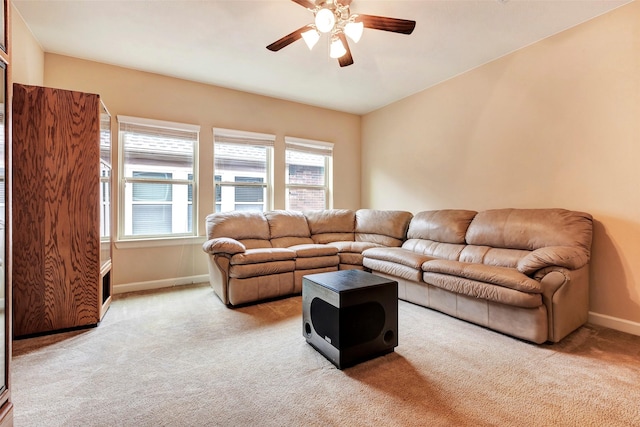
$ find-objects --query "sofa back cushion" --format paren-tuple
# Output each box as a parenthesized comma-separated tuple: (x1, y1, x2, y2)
(304, 209, 356, 244)
(205, 211, 271, 249)
(407, 210, 477, 243)
(265, 210, 315, 248)
(465, 208, 593, 251)
(355, 209, 413, 247)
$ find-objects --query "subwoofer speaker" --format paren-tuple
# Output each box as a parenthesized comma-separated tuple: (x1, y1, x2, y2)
(310, 298, 386, 349)
(302, 270, 398, 369)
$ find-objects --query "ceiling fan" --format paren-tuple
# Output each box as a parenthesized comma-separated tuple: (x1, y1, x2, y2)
(266, 0, 416, 67)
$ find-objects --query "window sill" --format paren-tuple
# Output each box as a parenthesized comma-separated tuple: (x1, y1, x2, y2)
(115, 235, 206, 249)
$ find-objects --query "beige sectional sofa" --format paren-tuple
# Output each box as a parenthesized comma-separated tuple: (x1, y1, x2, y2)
(203, 207, 593, 344)
(203, 209, 412, 306)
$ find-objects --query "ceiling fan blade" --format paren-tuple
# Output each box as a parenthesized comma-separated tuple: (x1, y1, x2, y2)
(337, 33, 354, 67)
(266, 26, 308, 51)
(356, 14, 416, 35)
(291, 0, 317, 10)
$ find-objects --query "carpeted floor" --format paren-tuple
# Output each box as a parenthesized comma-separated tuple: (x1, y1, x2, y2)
(11, 283, 640, 426)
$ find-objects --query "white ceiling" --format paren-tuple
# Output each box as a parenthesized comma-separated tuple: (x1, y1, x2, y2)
(13, 0, 631, 115)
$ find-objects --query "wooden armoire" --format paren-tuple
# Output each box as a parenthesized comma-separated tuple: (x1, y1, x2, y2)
(12, 83, 112, 338)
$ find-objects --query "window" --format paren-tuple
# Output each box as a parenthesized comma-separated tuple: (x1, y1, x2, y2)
(234, 176, 265, 211)
(99, 108, 111, 239)
(213, 128, 274, 212)
(285, 137, 333, 210)
(131, 171, 173, 235)
(99, 161, 111, 238)
(215, 175, 222, 212)
(118, 116, 199, 239)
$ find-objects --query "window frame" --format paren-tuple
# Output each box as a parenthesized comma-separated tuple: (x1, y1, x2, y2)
(213, 128, 275, 213)
(117, 115, 199, 241)
(285, 136, 333, 211)
(99, 160, 111, 239)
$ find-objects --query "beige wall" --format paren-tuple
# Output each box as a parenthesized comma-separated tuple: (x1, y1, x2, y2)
(10, 4, 44, 85)
(37, 54, 360, 290)
(363, 2, 640, 327)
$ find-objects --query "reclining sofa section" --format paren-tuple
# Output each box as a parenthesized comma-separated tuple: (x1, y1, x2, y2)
(203, 209, 412, 306)
(363, 209, 593, 344)
(203, 208, 593, 344)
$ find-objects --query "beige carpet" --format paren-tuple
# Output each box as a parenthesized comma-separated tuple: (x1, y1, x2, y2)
(11, 283, 640, 426)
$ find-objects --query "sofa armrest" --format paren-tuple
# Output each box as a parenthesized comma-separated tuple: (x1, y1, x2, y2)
(534, 265, 589, 342)
(534, 266, 571, 296)
(202, 237, 246, 255)
(517, 246, 589, 275)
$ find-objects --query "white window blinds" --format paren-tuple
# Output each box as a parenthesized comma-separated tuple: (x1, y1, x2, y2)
(213, 128, 274, 212)
(118, 116, 199, 238)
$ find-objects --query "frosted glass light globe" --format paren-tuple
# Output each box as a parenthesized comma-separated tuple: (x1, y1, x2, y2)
(315, 8, 336, 33)
(345, 21, 363, 43)
(329, 37, 347, 58)
(302, 28, 320, 50)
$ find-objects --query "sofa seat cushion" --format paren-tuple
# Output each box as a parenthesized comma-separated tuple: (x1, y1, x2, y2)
(327, 241, 383, 267)
(363, 258, 423, 282)
(328, 241, 383, 253)
(271, 236, 315, 248)
(338, 252, 364, 265)
(230, 248, 296, 265)
(423, 260, 542, 293)
(295, 255, 340, 270)
(364, 247, 434, 269)
(288, 244, 338, 258)
(311, 233, 356, 244)
(229, 260, 296, 279)
(235, 239, 272, 250)
(424, 271, 542, 308)
(422, 260, 543, 309)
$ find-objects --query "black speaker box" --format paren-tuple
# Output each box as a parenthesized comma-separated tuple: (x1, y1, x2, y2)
(302, 270, 398, 369)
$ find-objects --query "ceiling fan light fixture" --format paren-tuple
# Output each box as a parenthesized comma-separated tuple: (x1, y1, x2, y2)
(344, 20, 363, 43)
(329, 36, 347, 59)
(301, 27, 320, 50)
(315, 8, 336, 33)
(267, 0, 417, 67)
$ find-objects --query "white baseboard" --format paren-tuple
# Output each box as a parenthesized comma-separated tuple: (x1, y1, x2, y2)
(114, 275, 209, 295)
(588, 311, 640, 337)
